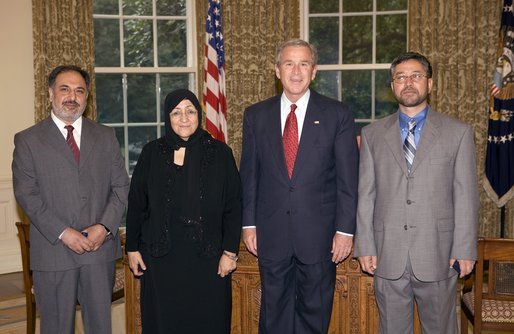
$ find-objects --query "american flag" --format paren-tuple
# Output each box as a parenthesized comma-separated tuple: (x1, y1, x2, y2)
(484, 0, 514, 207)
(203, 0, 227, 143)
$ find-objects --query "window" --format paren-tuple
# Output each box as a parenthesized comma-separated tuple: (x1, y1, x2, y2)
(93, 0, 197, 173)
(303, 0, 408, 133)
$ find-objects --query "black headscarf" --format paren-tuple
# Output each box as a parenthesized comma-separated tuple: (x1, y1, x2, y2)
(163, 89, 205, 148)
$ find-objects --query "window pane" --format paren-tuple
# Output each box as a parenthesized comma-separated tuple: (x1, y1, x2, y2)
(127, 74, 156, 122)
(310, 17, 338, 64)
(375, 69, 397, 119)
(128, 126, 156, 174)
(123, 0, 152, 15)
(376, 14, 407, 63)
(114, 127, 125, 159)
(309, 0, 338, 13)
(311, 71, 339, 100)
(94, 0, 197, 175)
(377, 0, 407, 11)
(341, 70, 371, 119)
(124, 19, 154, 67)
(343, 16, 372, 64)
(94, 19, 120, 67)
(343, 0, 372, 12)
(94, 0, 118, 14)
(96, 74, 124, 123)
(159, 73, 191, 119)
(158, 20, 187, 66)
(157, 0, 186, 16)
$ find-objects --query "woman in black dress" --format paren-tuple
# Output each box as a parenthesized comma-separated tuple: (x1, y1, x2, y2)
(126, 89, 242, 333)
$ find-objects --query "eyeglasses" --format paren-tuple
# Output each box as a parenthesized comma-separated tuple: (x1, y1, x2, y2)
(392, 73, 428, 84)
(170, 108, 198, 119)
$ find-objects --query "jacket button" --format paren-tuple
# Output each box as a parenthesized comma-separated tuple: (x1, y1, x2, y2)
(406, 200, 412, 205)
(404, 225, 408, 230)
(286, 210, 290, 215)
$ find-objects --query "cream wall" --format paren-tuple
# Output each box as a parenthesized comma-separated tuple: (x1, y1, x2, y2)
(0, 0, 34, 273)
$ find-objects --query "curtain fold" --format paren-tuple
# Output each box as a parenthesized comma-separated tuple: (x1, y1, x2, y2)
(32, 0, 96, 122)
(196, 0, 300, 163)
(408, 0, 509, 237)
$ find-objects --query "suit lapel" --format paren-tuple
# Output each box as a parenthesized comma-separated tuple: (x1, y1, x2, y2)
(383, 113, 409, 175)
(410, 108, 441, 174)
(38, 117, 78, 165)
(292, 94, 321, 179)
(79, 118, 96, 167)
(265, 97, 290, 180)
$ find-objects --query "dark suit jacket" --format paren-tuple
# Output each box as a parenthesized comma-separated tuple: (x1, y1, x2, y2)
(240, 90, 359, 264)
(12, 116, 130, 271)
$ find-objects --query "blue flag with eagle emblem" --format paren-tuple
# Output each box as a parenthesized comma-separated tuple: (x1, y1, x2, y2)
(484, 0, 514, 207)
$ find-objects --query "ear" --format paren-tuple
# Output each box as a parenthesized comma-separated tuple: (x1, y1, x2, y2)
(311, 65, 318, 81)
(48, 88, 54, 101)
(275, 64, 281, 80)
(427, 77, 433, 94)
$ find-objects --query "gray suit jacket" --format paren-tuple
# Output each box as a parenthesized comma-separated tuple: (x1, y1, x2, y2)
(354, 108, 479, 282)
(12, 116, 129, 271)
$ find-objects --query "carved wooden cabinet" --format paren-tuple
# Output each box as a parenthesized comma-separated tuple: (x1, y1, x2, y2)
(230, 245, 380, 334)
(123, 241, 421, 334)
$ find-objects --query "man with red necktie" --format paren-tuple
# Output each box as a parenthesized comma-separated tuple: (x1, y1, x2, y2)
(12, 65, 129, 334)
(240, 39, 359, 333)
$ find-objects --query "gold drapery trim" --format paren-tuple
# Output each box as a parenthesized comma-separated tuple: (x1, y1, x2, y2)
(195, 0, 300, 163)
(408, 0, 510, 237)
(32, 0, 96, 122)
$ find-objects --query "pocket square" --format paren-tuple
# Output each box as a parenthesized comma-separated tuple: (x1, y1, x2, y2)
(314, 120, 320, 124)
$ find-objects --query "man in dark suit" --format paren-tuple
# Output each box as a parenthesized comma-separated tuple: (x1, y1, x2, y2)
(12, 65, 129, 334)
(240, 39, 359, 333)
(354, 52, 479, 333)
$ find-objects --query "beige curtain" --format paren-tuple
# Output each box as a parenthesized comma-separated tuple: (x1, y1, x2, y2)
(408, 0, 511, 237)
(196, 0, 300, 163)
(32, 0, 96, 122)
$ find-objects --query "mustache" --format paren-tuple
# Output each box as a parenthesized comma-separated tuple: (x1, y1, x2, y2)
(401, 88, 418, 94)
(63, 100, 79, 107)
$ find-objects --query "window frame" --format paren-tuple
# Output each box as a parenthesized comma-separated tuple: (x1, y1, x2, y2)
(93, 0, 198, 172)
(300, 0, 408, 128)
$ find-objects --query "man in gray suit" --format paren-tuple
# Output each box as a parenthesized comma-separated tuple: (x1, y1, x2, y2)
(12, 65, 129, 334)
(354, 52, 479, 334)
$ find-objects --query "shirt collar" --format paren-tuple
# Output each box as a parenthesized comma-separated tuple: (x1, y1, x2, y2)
(281, 89, 310, 112)
(399, 105, 429, 130)
(51, 112, 83, 136)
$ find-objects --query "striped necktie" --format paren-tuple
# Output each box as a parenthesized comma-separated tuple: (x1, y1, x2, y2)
(65, 125, 80, 163)
(403, 120, 416, 172)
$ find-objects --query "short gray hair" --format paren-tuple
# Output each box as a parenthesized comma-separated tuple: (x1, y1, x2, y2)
(275, 38, 318, 66)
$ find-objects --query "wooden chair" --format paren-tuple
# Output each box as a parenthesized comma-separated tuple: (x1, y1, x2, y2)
(461, 237, 514, 333)
(15, 221, 36, 334)
(15, 221, 125, 334)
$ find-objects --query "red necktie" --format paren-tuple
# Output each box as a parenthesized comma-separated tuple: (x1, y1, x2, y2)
(283, 104, 298, 178)
(65, 125, 80, 163)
